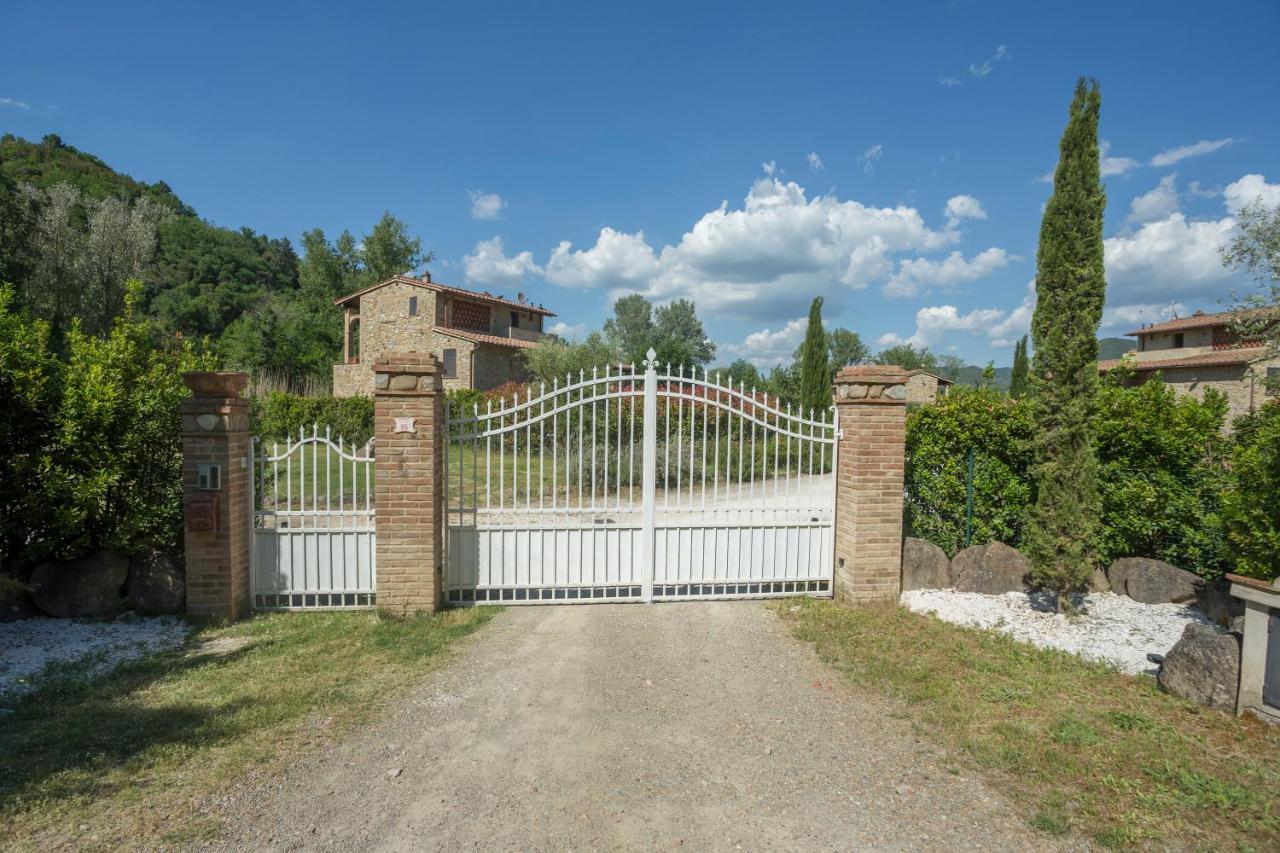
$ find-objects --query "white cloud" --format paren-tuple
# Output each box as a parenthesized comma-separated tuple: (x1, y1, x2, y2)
(0, 97, 29, 110)
(1223, 173, 1280, 213)
(762, 160, 777, 176)
(1104, 212, 1236, 304)
(1100, 302, 1188, 332)
(939, 75, 963, 88)
(807, 152, 824, 171)
(721, 318, 807, 369)
(468, 190, 506, 220)
(1100, 139, 1140, 178)
(944, 194, 986, 225)
(1128, 173, 1180, 224)
(987, 282, 1036, 347)
(1150, 138, 1236, 168)
(877, 305, 1007, 350)
(462, 236, 542, 287)
(544, 227, 660, 291)
(883, 247, 1016, 299)
(547, 321, 587, 340)
(969, 44, 1009, 78)
(859, 144, 883, 173)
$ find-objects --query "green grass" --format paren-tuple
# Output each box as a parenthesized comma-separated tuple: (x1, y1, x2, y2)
(0, 607, 498, 849)
(778, 598, 1280, 850)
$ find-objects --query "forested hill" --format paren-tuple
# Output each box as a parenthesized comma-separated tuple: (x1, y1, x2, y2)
(0, 133, 425, 388)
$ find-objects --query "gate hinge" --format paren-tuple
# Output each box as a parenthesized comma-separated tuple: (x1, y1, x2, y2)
(836, 429, 845, 439)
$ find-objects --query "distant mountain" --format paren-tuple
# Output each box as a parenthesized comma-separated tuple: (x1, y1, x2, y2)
(1098, 337, 1134, 359)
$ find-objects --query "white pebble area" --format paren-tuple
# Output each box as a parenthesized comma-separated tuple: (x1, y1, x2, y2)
(0, 615, 190, 699)
(900, 589, 1216, 675)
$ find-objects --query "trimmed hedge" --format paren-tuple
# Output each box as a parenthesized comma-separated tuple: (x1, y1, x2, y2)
(250, 392, 374, 445)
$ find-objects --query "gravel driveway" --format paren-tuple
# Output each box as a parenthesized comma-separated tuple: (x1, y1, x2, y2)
(213, 602, 1068, 851)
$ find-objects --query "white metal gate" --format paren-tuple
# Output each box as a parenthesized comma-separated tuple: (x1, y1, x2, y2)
(444, 348, 837, 604)
(250, 426, 376, 610)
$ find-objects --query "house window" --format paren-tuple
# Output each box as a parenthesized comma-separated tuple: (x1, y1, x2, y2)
(408, 296, 418, 317)
(442, 348, 457, 379)
(511, 311, 520, 329)
(1173, 332, 1184, 348)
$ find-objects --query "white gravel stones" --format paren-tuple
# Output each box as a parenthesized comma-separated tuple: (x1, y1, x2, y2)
(0, 615, 190, 698)
(900, 589, 1217, 675)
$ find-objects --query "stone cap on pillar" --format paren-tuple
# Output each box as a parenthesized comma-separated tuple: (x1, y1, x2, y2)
(373, 352, 443, 395)
(833, 364, 909, 404)
(181, 371, 249, 432)
(182, 371, 249, 398)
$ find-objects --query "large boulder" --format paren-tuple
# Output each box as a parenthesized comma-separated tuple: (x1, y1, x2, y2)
(1194, 577, 1245, 630)
(951, 541, 1030, 594)
(901, 538, 951, 590)
(1157, 623, 1240, 712)
(29, 551, 129, 618)
(1108, 557, 1202, 604)
(126, 550, 185, 614)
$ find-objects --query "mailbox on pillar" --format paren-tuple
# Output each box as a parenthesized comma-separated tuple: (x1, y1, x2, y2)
(187, 462, 223, 533)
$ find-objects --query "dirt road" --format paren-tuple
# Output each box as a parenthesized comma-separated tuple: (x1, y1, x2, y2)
(213, 602, 1065, 851)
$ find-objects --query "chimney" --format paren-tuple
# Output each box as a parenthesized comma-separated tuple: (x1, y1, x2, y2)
(421, 271, 432, 284)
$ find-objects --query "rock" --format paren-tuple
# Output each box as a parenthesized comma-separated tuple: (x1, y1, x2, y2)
(1088, 567, 1111, 593)
(29, 551, 129, 618)
(126, 551, 185, 614)
(901, 538, 951, 590)
(951, 542, 1030, 595)
(387, 767, 403, 779)
(1107, 557, 1201, 604)
(1157, 622, 1240, 712)
(1194, 577, 1244, 629)
(0, 587, 42, 622)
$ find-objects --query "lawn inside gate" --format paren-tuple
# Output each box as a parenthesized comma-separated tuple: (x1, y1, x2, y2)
(779, 598, 1280, 849)
(0, 607, 498, 849)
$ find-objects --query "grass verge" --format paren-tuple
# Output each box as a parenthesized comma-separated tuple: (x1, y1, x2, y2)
(778, 598, 1280, 850)
(0, 606, 498, 849)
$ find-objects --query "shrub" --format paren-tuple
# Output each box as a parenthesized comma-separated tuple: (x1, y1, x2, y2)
(904, 387, 1035, 555)
(445, 388, 486, 417)
(1222, 401, 1280, 581)
(250, 391, 373, 445)
(1093, 377, 1230, 578)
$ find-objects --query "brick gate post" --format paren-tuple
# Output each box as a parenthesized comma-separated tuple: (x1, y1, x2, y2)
(831, 365, 908, 602)
(181, 371, 252, 620)
(373, 353, 445, 614)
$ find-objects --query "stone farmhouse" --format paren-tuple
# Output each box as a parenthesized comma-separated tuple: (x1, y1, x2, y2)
(332, 273, 555, 396)
(904, 370, 952, 405)
(1097, 309, 1279, 421)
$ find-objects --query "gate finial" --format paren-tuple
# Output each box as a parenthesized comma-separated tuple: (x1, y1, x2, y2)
(644, 347, 657, 368)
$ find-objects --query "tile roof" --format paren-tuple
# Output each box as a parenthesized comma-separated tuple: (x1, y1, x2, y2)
(1125, 308, 1271, 337)
(432, 326, 542, 350)
(1097, 346, 1271, 373)
(333, 274, 556, 316)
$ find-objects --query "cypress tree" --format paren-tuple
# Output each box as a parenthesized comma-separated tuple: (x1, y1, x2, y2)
(798, 296, 830, 415)
(1025, 78, 1107, 608)
(1009, 336, 1030, 397)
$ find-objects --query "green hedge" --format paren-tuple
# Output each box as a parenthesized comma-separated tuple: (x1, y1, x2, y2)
(905, 378, 1242, 579)
(249, 392, 374, 445)
(1222, 401, 1280, 581)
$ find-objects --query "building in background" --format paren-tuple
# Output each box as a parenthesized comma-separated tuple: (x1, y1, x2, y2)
(905, 370, 953, 405)
(1097, 310, 1279, 421)
(332, 273, 555, 396)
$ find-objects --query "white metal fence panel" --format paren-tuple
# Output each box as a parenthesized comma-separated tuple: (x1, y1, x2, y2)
(251, 426, 376, 610)
(445, 348, 836, 605)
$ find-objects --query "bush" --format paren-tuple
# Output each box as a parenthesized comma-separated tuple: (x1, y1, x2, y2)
(1222, 401, 1280, 581)
(0, 281, 215, 570)
(250, 391, 373, 445)
(904, 387, 1035, 555)
(1093, 377, 1230, 578)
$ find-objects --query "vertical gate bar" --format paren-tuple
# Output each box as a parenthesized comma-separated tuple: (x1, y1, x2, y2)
(590, 367, 598, 513)
(578, 369, 585, 511)
(786, 403, 793, 501)
(700, 370, 709, 509)
(499, 397, 506, 511)
(688, 372, 697, 507)
(749, 393, 756, 501)
(525, 386, 531, 510)
(249, 437, 257, 604)
(325, 426, 332, 523)
(602, 365, 610, 510)
(641, 348, 658, 602)
(550, 383, 557, 511)
(616, 372, 623, 510)
(712, 377, 720, 505)
(286, 434, 293, 522)
(675, 364, 683, 507)
(808, 408, 816, 489)
(772, 400, 780, 499)
(629, 363, 636, 508)
(337, 436, 345, 527)
(311, 424, 317, 530)
(539, 385, 546, 511)
(472, 404, 480, 520)
(737, 381, 745, 495)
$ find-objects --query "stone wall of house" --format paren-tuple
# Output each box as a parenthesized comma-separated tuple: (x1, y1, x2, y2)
(1140, 327, 1213, 353)
(424, 330, 478, 391)
(1157, 356, 1280, 422)
(357, 280, 438, 363)
(332, 362, 372, 397)
(474, 344, 531, 389)
(905, 373, 940, 405)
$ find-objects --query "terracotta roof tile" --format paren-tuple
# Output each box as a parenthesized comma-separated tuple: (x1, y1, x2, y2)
(334, 275, 556, 316)
(1097, 346, 1271, 373)
(432, 326, 542, 349)
(1125, 308, 1271, 337)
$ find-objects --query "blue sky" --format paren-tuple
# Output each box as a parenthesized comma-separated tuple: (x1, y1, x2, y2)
(4, 0, 1279, 367)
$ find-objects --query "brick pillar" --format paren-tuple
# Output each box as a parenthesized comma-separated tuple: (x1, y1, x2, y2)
(181, 371, 252, 620)
(373, 352, 445, 614)
(831, 365, 908, 602)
